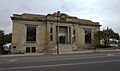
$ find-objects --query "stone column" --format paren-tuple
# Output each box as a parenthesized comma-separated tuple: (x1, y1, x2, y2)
(69, 27, 71, 44)
(67, 26, 69, 44)
(71, 26, 73, 44)
(91, 29, 95, 44)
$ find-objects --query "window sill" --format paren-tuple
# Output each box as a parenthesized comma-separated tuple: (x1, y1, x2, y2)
(26, 41, 36, 43)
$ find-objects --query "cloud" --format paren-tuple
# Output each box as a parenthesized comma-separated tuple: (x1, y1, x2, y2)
(61, 0, 120, 34)
(0, 9, 12, 33)
(0, 0, 120, 34)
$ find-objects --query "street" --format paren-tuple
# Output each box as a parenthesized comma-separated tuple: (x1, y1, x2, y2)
(0, 52, 120, 71)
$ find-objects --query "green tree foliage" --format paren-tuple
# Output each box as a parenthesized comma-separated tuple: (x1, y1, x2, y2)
(95, 27, 119, 46)
(0, 30, 12, 46)
(0, 30, 5, 46)
(4, 33, 12, 43)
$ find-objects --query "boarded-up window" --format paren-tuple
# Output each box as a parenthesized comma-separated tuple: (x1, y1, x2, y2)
(85, 30, 91, 44)
(26, 26, 36, 42)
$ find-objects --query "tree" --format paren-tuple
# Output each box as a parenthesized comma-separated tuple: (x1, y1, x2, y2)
(0, 30, 12, 46)
(0, 30, 5, 46)
(95, 27, 119, 46)
(4, 33, 12, 43)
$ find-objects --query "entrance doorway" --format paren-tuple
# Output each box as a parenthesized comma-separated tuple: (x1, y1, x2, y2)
(59, 36, 65, 44)
(58, 26, 68, 44)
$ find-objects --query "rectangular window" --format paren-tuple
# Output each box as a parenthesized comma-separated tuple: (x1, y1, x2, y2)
(85, 30, 91, 44)
(31, 47, 36, 53)
(13, 46, 16, 48)
(73, 29, 76, 42)
(50, 28, 53, 33)
(26, 47, 30, 53)
(50, 35, 53, 41)
(26, 26, 36, 42)
(73, 29, 75, 35)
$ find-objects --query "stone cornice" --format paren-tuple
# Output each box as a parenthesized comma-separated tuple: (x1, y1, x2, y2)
(11, 17, 46, 22)
(11, 16, 101, 27)
(11, 12, 101, 27)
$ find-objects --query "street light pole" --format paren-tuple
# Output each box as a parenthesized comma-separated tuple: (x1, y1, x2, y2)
(56, 11, 60, 55)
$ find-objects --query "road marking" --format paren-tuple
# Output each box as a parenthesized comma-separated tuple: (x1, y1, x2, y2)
(0, 60, 17, 64)
(9, 60, 17, 62)
(0, 59, 120, 70)
(107, 54, 115, 56)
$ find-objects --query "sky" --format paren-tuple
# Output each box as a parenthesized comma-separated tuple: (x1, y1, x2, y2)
(0, 0, 120, 34)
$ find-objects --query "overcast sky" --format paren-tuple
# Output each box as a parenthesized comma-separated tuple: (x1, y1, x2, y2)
(0, 0, 120, 34)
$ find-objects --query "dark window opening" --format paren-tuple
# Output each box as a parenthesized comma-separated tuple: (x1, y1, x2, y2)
(85, 30, 91, 44)
(59, 36, 65, 44)
(73, 29, 75, 35)
(31, 47, 36, 53)
(50, 28, 53, 33)
(26, 26, 36, 42)
(50, 35, 53, 41)
(73, 29, 76, 42)
(13, 46, 16, 48)
(26, 47, 30, 53)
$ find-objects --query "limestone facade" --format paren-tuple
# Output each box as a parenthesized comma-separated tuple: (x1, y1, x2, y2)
(11, 11, 101, 53)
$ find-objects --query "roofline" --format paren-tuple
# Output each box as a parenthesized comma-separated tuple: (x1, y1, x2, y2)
(11, 17, 101, 26)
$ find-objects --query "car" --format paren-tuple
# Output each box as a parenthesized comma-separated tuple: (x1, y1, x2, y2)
(110, 44, 118, 48)
(3, 43, 12, 51)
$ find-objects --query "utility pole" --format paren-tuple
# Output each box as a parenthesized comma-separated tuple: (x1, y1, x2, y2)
(56, 11, 60, 55)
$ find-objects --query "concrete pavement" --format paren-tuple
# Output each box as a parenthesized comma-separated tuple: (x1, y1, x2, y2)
(1, 49, 120, 58)
(0, 52, 120, 71)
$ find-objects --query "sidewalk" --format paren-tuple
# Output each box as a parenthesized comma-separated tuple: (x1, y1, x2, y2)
(1, 49, 120, 58)
(60, 49, 120, 54)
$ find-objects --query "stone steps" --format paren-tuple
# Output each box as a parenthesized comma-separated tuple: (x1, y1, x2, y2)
(42, 44, 78, 53)
(59, 44, 78, 52)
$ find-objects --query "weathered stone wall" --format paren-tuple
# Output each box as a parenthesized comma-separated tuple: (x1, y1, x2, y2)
(76, 25, 85, 48)
(12, 20, 47, 53)
(11, 12, 100, 53)
(12, 20, 26, 53)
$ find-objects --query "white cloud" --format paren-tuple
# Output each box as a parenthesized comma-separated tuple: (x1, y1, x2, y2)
(0, 0, 120, 34)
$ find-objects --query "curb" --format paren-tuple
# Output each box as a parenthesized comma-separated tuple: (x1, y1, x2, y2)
(1, 49, 120, 58)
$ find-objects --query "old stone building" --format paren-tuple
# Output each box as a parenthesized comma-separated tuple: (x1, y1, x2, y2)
(11, 11, 101, 53)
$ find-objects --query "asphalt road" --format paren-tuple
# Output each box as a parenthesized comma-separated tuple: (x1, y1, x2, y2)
(0, 52, 120, 71)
